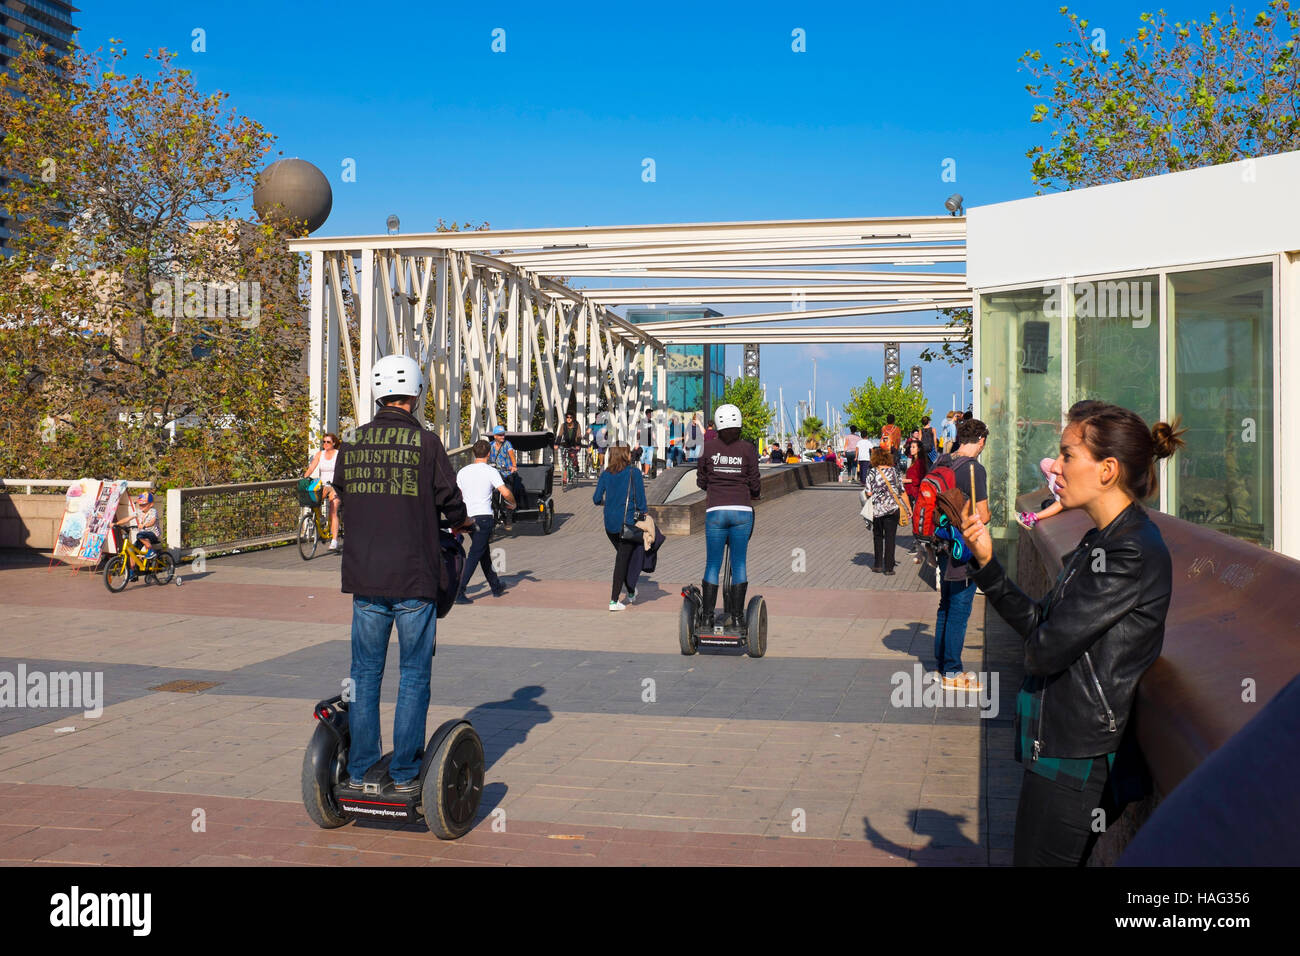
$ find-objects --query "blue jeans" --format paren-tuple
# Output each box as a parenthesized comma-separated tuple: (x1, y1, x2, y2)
(704, 509, 754, 584)
(348, 596, 437, 784)
(934, 554, 977, 676)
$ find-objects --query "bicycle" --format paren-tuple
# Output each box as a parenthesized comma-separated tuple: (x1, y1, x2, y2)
(104, 533, 175, 592)
(298, 500, 336, 560)
(559, 443, 582, 486)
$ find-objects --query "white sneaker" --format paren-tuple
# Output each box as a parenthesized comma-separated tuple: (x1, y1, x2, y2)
(625, 589, 636, 605)
(329, 539, 338, 550)
(609, 601, 626, 611)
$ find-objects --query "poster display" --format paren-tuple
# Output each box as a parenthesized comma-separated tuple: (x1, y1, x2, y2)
(52, 479, 129, 562)
(80, 479, 127, 563)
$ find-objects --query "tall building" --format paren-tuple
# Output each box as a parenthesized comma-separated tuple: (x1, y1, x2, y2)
(625, 307, 725, 420)
(0, 0, 79, 250)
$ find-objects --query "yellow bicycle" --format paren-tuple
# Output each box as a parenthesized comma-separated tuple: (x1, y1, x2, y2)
(297, 501, 335, 560)
(104, 534, 175, 592)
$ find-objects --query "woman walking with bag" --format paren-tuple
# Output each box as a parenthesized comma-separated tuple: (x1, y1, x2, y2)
(864, 446, 908, 575)
(959, 402, 1184, 866)
(593, 443, 647, 611)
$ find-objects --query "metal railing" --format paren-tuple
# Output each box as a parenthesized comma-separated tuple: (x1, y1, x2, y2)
(166, 479, 300, 556)
(163, 445, 474, 556)
(0, 479, 154, 495)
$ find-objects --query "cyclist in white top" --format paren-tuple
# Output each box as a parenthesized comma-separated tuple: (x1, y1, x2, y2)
(305, 432, 342, 550)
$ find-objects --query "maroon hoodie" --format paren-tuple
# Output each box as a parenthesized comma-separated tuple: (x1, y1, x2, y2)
(696, 435, 761, 509)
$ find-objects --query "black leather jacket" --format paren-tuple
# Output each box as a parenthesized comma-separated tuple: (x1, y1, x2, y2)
(972, 502, 1171, 760)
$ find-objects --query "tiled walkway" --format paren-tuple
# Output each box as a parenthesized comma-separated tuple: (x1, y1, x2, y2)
(0, 480, 1024, 865)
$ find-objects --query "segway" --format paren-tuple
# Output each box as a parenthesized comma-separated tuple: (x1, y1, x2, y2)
(301, 695, 485, 839)
(679, 546, 767, 658)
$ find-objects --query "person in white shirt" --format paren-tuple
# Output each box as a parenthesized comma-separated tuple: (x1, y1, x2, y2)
(454, 439, 515, 603)
(305, 433, 342, 549)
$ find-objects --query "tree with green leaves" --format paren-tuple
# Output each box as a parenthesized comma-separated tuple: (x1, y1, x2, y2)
(719, 375, 773, 444)
(0, 40, 306, 486)
(798, 415, 825, 446)
(919, 306, 972, 368)
(1022, 3, 1300, 191)
(844, 378, 930, 442)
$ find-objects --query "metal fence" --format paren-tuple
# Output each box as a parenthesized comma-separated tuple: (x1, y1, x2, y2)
(166, 479, 300, 555)
(164, 444, 473, 555)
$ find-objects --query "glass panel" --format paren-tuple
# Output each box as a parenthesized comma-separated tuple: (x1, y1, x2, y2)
(1168, 263, 1273, 548)
(1070, 275, 1160, 427)
(979, 287, 1063, 568)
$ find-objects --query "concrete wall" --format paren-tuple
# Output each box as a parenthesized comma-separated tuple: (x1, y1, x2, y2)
(649, 461, 839, 535)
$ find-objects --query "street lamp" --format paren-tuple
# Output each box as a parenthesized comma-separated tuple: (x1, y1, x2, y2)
(944, 194, 964, 216)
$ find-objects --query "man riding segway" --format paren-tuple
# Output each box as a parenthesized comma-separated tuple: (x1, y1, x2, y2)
(332, 354, 475, 796)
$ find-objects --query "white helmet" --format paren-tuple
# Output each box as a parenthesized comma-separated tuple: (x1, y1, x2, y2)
(372, 353, 424, 404)
(714, 403, 742, 430)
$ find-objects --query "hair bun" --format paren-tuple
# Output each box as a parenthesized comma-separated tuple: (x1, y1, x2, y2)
(1151, 418, 1187, 460)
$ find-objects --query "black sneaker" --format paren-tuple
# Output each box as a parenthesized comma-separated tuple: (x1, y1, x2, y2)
(392, 777, 422, 794)
(491, 583, 506, 598)
(455, 593, 473, 605)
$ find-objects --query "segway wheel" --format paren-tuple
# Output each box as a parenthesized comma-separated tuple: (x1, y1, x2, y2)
(541, 497, 555, 534)
(679, 597, 698, 655)
(301, 719, 350, 829)
(423, 721, 485, 840)
(745, 596, 768, 659)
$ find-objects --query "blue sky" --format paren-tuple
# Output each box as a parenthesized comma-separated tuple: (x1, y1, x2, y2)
(81, 0, 1214, 427)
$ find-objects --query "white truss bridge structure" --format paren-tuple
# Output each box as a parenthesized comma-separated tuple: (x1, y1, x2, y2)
(289, 215, 971, 448)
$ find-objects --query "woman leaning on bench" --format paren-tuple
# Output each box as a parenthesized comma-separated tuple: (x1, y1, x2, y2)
(959, 401, 1185, 866)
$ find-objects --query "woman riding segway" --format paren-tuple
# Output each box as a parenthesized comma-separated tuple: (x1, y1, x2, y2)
(695, 404, 762, 628)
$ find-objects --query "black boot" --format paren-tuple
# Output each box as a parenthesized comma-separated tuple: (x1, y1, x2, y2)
(729, 582, 748, 628)
(700, 581, 718, 629)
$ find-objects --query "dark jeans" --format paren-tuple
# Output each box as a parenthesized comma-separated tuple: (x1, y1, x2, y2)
(605, 530, 640, 601)
(348, 595, 436, 784)
(1014, 759, 1119, 866)
(934, 553, 977, 676)
(501, 473, 526, 516)
(872, 510, 898, 571)
(459, 515, 500, 594)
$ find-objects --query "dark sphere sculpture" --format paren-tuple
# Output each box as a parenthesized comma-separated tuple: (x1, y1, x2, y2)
(253, 158, 332, 234)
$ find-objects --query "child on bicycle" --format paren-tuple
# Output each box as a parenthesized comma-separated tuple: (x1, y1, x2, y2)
(114, 492, 160, 578)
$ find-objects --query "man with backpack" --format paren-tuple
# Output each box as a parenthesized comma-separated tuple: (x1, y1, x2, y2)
(334, 354, 474, 794)
(926, 418, 990, 692)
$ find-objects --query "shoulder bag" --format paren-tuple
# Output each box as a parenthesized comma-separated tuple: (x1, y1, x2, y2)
(619, 471, 645, 543)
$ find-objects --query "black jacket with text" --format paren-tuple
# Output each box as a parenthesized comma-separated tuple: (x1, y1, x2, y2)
(335, 406, 468, 600)
(972, 502, 1172, 759)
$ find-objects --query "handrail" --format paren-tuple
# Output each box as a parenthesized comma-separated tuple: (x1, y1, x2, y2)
(1, 479, 154, 494)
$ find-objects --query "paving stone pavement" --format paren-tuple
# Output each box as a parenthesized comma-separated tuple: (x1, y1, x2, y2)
(0, 481, 1025, 866)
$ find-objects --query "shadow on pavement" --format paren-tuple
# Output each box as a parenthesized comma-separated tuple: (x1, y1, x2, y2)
(862, 810, 983, 865)
(466, 684, 553, 770)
